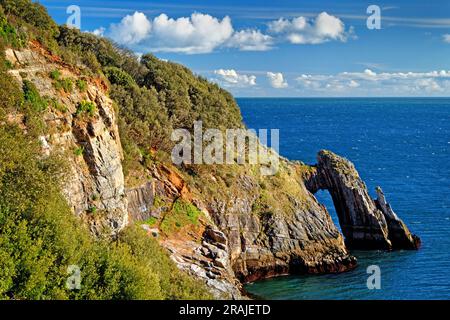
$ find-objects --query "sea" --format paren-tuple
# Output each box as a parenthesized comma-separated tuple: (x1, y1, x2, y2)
(237, 98, 450, 300)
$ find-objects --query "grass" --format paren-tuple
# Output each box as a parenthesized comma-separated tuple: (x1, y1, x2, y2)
(74, 146, 84, 156)
(54, 78, 74, 93)
(76, 79, 87, 92)
(160, 199, 202, 235)
(49, 97, 67, 113)
(49, 69, 61, 80)
(144, 217, 158, 227)
(76, 100, 96, 117)
(23, 80, 48, 112)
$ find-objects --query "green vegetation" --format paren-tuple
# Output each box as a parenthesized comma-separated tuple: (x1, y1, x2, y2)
(0, 124, 211, 300)
(76, 79, 87, 92)
(74, 146, 84, 156)
(49, 69, 61, 80)
(49, 97, 67, 113)
(160, 199, 202, 235)
(143, 217, 158, 227)
(23, 80, 47, 112)
(0, 0, 59, 51)
(0, 9, 26, 47)
(76, 100, 96, 117)
(54, 77, 73, 93)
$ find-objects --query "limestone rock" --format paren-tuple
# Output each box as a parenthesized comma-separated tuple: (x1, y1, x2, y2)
(304, 150, 420, 250)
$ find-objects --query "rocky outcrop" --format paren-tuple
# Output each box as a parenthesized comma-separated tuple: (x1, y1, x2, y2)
(208, 184, 357, 283)
(6, 46, 128, 236)
(305, 150, 420, 250)
(164, 226, 244, 299)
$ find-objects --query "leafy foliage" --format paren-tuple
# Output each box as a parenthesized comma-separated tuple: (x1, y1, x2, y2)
(76, 101, 96, 117)
(0, 125, 211, 300)
(160, 199, 202, 235)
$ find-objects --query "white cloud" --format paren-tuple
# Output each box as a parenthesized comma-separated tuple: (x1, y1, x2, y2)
(109, 12, 152, 45)
(226, 29, 273, 51)
(296, 69, 450, 95)
(348, 80, 360, 88)
(267, 72, 288, 88)
(91, 27, 105, 37)
(268, 12, 354, 44)
(443, 34, 450, 43)
(106, 12, 233, 54)
(150, 13, 233, 54)
(100, 11, 355, 54)
(214, 69, 257, 87)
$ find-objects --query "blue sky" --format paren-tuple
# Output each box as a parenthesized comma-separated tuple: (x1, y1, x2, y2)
(40, 0, 450, 97)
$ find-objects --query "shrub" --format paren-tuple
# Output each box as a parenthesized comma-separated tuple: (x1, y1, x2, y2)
(160, 199, 202, 235)
(76, 100, 96, 117)
(49, 98, 67, 113)
(0, 125, 211, 300)
(104, 66, 136, 89)
(0, 53, 23, 113)
(49, 69, 61, 80)
(76, 79, 87, 92)
(23, 80, 47, 112)
(73, 146, 84, 156)
(54, 78, 73, 93)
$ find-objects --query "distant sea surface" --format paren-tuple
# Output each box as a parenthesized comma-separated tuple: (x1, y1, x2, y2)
(237, 98, 450, 300)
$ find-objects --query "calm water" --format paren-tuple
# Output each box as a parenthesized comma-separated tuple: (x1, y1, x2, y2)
(237, 98, 450, 300)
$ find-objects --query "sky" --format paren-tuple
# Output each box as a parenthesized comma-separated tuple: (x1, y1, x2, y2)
(40, 0, 450, 97)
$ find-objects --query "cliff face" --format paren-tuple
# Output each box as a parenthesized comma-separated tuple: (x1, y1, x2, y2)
(5, 45, 419, 299)
(6, 45, 128, 236)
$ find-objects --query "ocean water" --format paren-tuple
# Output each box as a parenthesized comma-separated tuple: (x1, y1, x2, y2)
(237, 98, 450, 300)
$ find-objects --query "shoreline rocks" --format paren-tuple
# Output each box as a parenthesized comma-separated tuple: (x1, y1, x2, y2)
(305, 150, 420, 250)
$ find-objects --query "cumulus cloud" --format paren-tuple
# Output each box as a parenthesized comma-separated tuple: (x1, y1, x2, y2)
(91, 27, 105, 37)
(214, 69, 257, 87)
(443, 34, 450, 43)
(150, 13, 233, 54)
(295, 69, 450, 95)
(226, 29, 273, 51)
(109, 12, 152, 45)
(267, 72, 288, 88)
(106, 12, 232, 54)
(100, 11, 353, 54)
(268, 12, 354, 44)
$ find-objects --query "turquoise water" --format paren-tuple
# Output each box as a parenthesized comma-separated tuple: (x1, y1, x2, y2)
(237, 98, 450, 300)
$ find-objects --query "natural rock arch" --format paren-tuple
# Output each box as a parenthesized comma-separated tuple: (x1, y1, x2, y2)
(304, 150, 420, 250)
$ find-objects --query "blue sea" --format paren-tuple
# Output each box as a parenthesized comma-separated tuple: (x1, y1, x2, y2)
(237, 98, 450, 300)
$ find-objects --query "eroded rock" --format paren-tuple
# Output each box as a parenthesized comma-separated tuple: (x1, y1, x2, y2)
(305, 150, 420, 250)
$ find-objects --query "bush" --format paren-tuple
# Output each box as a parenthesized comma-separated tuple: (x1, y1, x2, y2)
(76, 100, 96, 117)
(76, 79, 87, 92)
(0, 125, 211, 300)
(54, 78, 73, 93)
(104, 66, 136, 89)
(0, 46, 23, 113)
(160, 199, 202, 235)
(23, 80, 47, 112)
(49, 69, 61, 80)
(0, 0, 59, 37)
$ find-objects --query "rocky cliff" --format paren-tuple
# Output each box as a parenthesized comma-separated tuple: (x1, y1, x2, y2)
(4, 44, 420, 299)
(5, 44, 128, 237)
